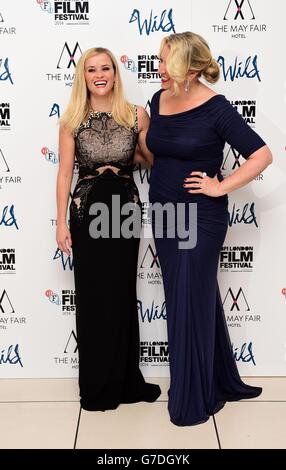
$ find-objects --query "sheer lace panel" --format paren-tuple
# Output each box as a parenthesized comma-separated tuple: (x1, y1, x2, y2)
(71, 110, 139, 223)
(74, 110, 138, 168)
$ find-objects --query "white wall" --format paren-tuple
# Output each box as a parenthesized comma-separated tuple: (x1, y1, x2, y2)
(0, 0, 285, 377)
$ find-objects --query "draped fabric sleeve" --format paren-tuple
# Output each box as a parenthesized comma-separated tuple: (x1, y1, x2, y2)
(215, 96, 266, 159)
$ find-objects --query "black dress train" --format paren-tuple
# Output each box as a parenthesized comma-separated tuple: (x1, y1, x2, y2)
(70, 109, 161, 411)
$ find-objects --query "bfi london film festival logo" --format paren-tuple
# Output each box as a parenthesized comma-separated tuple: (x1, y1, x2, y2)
(41, 146, 58, 164)
(0, 248, 16, 274)
(0, 289, 27, 331)
(220, 245, 254, 273)
(222, 287, 261, 329)
(0, 103, 11, 130)
(0, 11, 16, 35)
(137, 243, 162, 285)
(54, 330, 78, 368)
(212, 0, 267, 39)
(45, 289, 76, 315)
(141, 202, 151, 230)
(0, 148, 22, 189)
(221, 96, 262, 182)
(45, 42, 82, 87)
(231, 99, 256, 127)
(36, 0, 90, 25)
(120, 54, 161, 85)
(140, 341, 169, 366)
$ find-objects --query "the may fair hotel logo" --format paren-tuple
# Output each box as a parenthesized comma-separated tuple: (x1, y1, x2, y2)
(222, 144, 263, 182)
(0, 10, 16, 35)
(46, 42, 82, 87)
(0, 289, 27, 331)
(36, 0, 90, 26)
(212, 0, 267, 39)
(222, 287, 261, 330)
(53, 330, 78, 368)
(0, 147, 23, 191)
(137, 243, 162, 286)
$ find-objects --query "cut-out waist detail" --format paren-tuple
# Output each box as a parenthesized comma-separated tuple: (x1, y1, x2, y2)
(78, 163, 134, 181)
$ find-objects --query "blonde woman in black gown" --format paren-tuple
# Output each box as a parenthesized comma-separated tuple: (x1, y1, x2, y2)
(56, 47, 161, 411)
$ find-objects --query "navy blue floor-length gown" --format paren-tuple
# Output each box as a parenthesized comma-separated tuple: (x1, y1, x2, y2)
(146, 90, 263, 426)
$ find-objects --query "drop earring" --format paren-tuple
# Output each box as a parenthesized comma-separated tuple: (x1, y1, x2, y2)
(184, 79, 190, 93)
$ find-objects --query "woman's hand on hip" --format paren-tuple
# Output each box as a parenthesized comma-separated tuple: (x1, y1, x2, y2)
(183, 171, 226, 197)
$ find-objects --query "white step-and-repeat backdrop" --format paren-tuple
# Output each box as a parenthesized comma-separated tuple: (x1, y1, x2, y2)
(1, 0, 285, 377)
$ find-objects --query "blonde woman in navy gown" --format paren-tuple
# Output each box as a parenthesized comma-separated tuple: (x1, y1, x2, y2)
(146, 32, 272, 426)
(56, 47, 161, 411)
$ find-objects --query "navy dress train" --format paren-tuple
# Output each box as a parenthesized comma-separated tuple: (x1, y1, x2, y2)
(146, 90, 263, 426)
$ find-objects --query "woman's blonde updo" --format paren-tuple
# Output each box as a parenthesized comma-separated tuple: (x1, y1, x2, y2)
(160, 32, 220, 94)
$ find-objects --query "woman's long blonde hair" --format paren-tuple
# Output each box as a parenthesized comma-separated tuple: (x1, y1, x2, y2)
(60, 47, 135, 134)
(160, 32, 220, 94)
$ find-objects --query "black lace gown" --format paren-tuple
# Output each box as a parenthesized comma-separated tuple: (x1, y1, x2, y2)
(70, 110, 161, 410)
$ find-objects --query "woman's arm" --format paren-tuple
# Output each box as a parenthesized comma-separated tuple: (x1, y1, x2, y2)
(56, 125, 75, 255)
(134, 106, 154, 167)
(185, 145, 273, 197)
(219, 145, 272, 195)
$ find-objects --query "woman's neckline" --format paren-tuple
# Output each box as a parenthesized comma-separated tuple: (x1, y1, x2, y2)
(158, 89, 223, 117)
(89, 109, 112, 116)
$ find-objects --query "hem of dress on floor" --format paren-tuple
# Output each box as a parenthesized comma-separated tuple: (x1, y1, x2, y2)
(169, 400, 226, 427)
(80, 383, 161, 411)
(169, 386, 263, 426)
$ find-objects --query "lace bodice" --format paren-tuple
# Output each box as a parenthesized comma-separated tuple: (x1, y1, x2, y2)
(75, 110, 138, 176)
(70, 109, 140, 223)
